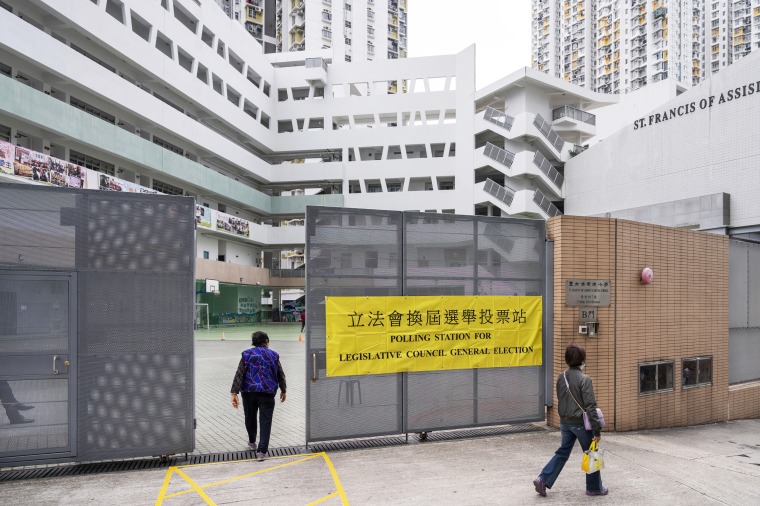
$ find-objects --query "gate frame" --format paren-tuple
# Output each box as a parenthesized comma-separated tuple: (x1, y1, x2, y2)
(305, 206, 552, 444)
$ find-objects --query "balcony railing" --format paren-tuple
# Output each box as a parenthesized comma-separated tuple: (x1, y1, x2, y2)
(305, 57, 328, 71)
(483, 106, 515, 131)
(533, 114, 565, 152)
(533, 189, 562, 217)
(552, 105, 596, 126)
(483, 178, 516, 207)
(483, 142, 516, 168)
(270, 268, 305, 278)
(532, 151, 564, 188)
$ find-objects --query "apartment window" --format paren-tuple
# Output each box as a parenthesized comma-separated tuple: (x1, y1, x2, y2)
(69, 150, 115, 175)
(364, 250, 378, 268)
(639, 360, 674, 394)
(152, 178, 184, 196)
(69, 97, 116, 124)
(682, 357, 712, 387)
(203, 251, 210, 260)
(153, 135, 184, 155)
(0, 124, 11, 143)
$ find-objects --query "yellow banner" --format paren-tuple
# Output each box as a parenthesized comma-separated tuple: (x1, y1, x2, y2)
(325, 295, 542, 377)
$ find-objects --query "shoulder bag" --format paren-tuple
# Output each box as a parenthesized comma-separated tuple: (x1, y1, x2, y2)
(563, 371, 605, 431)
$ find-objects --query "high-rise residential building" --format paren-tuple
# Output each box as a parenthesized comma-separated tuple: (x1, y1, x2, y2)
(215, 0, 407, 61)
(532, 0, 760, 94)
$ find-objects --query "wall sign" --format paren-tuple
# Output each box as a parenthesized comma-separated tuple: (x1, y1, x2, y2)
(633, 79, 760, 130)
(566, 280, 610, 306)
(325, 295, 543, 377)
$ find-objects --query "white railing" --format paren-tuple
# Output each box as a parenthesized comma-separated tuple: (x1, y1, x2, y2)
(552, 105, 596, 126)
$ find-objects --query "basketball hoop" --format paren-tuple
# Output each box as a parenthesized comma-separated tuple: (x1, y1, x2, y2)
(213, 291, 221, 298)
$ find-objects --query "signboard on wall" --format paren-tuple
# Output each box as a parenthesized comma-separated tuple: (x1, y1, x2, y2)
(566, 279, 611, 306)
(325, 295, 542, 377)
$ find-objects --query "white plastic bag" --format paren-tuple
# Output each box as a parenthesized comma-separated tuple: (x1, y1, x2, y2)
(581, 441, 605, 474)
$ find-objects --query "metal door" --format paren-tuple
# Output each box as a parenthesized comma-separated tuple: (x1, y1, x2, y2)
(0, 272, 76, 464)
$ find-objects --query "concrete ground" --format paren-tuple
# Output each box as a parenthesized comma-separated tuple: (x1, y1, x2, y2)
(2, 326, 759, 504)
(193, 324, 306, 453)
(1, 419, 758, 505)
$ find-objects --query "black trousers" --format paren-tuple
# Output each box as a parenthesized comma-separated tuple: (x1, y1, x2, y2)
(241, 391, 276, 453)
(0, 380, 21, 422)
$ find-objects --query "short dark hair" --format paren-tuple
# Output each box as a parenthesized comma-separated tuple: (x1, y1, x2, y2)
(252, 331, 269, 347)
(565, 344, 586, 367)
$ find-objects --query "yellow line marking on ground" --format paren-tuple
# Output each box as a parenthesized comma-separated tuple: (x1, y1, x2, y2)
(163, 454, 321, 499)
(307, 491, 341, 505)
(155, 467, 176, 506)
(172, 467, 217, 505)
(173, 452, 316, 469)
(320, 452, 350, 505)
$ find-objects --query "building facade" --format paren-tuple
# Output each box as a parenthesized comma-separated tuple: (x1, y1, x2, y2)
(0, 0, 608, 323)
(215, 0, 407, 61)
(532, 0, 760, 94)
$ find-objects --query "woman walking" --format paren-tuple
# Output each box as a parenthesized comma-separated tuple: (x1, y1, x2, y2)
(230, 331, 287, 461)
(533, 344, 608, 497)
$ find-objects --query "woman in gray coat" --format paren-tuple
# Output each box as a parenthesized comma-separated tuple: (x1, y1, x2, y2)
(533, 344, 607, 497)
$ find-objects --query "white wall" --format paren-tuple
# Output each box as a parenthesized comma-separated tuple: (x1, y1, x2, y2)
(565, 51, 760, 229)
(226, 241, 259, 266)
(591, 79, 684, 145)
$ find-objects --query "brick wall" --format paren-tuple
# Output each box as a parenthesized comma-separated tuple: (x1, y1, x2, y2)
(547, 216, 735, 431)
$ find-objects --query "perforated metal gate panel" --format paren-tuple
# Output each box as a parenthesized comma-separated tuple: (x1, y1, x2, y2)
(305, 208, 404, 441)
(0, 184, 194, 463)
(729, 240, 760, 384)
(306, 207, 546, 442)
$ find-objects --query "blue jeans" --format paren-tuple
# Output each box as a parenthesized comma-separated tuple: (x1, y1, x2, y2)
(539, 423, 603, 492)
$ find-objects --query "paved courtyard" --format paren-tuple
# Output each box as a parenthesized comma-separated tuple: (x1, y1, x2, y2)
(193, 324, 306, 454)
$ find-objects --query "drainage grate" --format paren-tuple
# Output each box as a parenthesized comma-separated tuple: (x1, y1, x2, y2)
(413, 423, 545, 443)
(0, 423, 544, 481)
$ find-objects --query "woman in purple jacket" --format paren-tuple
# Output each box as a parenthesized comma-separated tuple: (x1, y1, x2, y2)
(230, 331, 286, 461)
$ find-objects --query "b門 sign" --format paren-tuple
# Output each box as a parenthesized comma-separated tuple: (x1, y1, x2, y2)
(566, 280, 610, 307)
(325, 295, 542, 377)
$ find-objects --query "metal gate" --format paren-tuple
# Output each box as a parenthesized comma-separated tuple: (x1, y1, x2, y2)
(305, 207, 547, 443)
(729, 239, 760, 384)
(0, 184, 195, 466)
(0, 272, 77, 464)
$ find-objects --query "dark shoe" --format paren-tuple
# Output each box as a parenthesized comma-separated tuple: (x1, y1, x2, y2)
(586, 487, 609, 496)
(256, 451, 266, 462)
(533, 477, 547, 497)
(15, 404, 34, 411)
(248, 442, 256, 451)
(9, 416, 34, 425)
